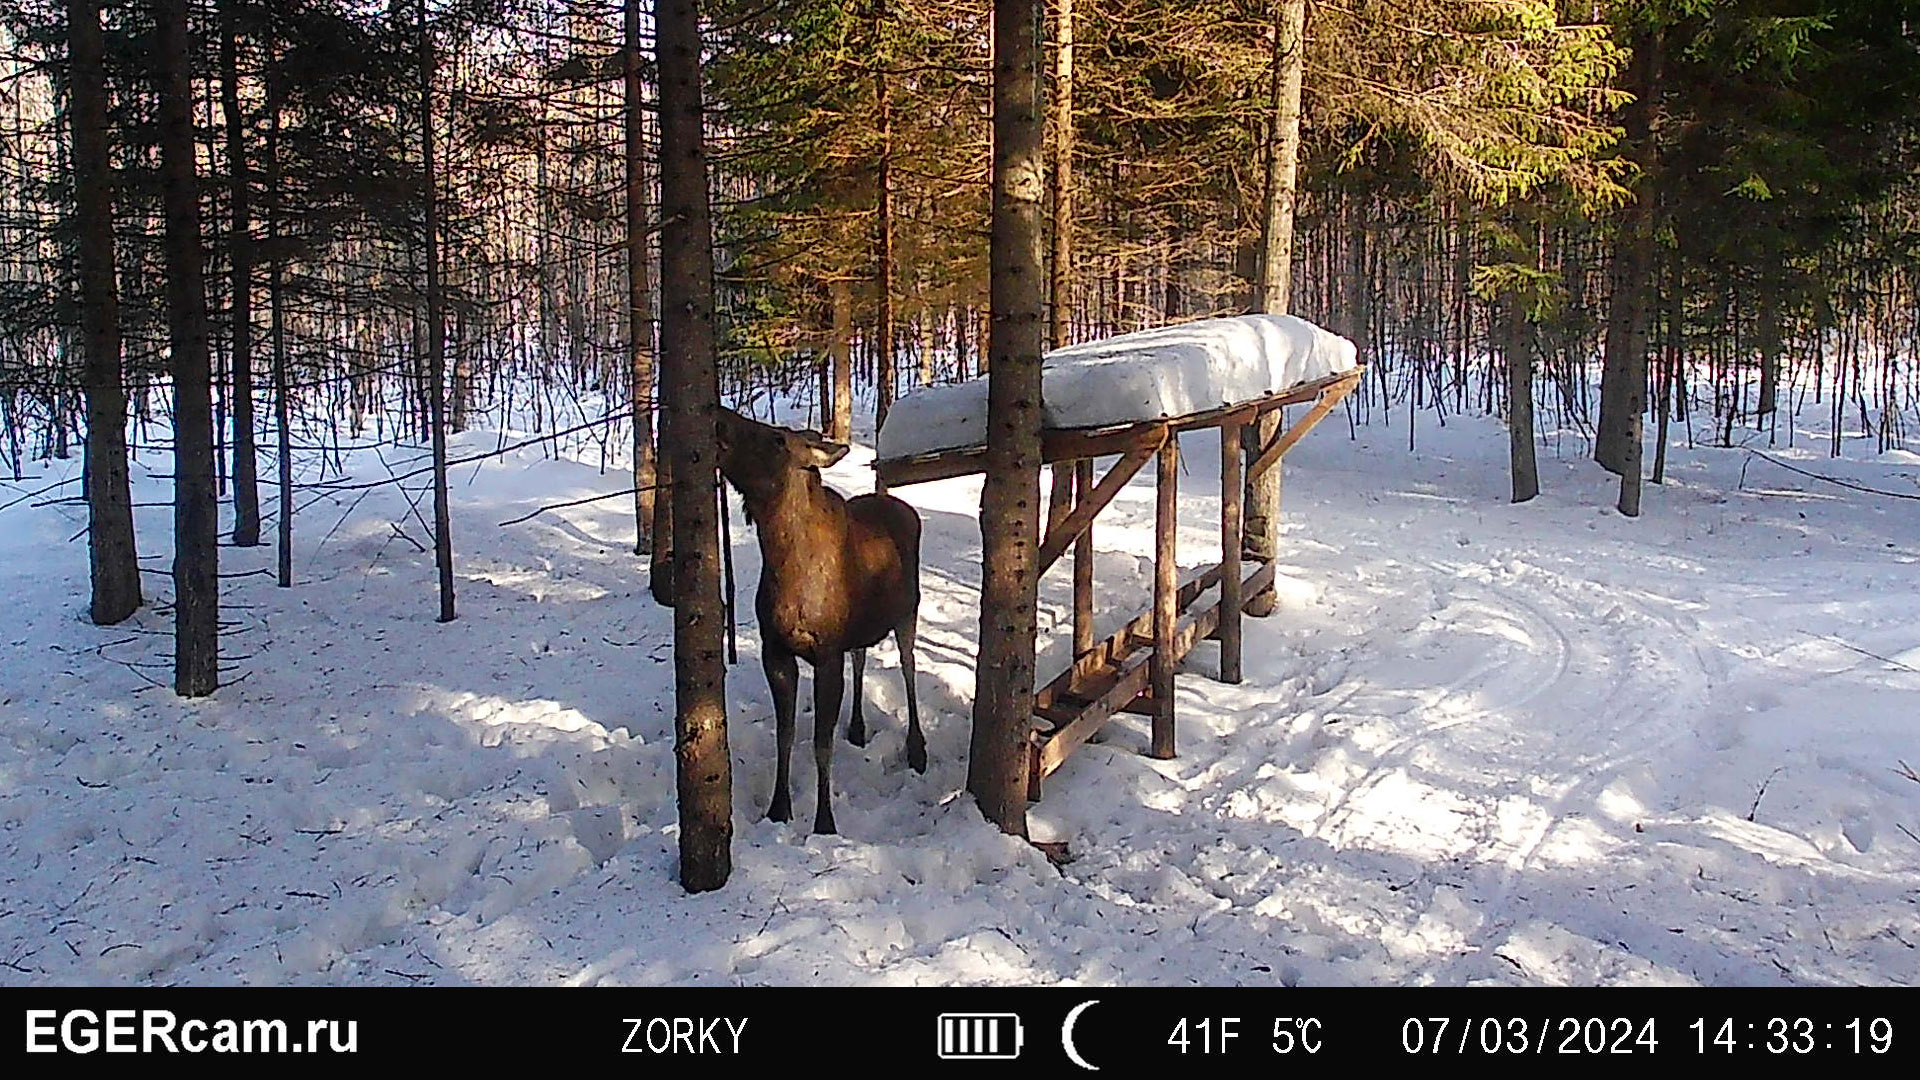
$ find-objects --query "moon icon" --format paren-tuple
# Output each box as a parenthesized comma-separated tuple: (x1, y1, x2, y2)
(1062, 999, 1100, 1071)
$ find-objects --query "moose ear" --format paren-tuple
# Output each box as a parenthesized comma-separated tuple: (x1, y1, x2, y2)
(798, 433, 850, 469)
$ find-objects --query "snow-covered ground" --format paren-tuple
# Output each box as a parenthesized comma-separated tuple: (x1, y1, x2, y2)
(2, 398, 1917, 986)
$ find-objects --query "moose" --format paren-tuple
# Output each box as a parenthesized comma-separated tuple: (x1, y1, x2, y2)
(713, 406, 924, 835)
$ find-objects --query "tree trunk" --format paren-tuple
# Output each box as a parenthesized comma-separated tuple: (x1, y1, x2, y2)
(1596, 30, 1659, 477)
(658, 0, 733, 893)
(1757, 279, 1780, 424)
(969, 0, 1045, 839)
(420, 3, 456, 621)
(1614, 33, 1663, 517)
(1244, 0, 1304, 618)
(1049, 0, 1073, 354)
(266, 25, 293, 589)
(872, 0, 896, 447)
(155, 0, 219, 696)
(829, 279, 853, 441)
(1045, 0, 1075, 539)
(69, 0, 141, 625)
(1506, 265, 1539, 503)
(220, 0, 260, 548)
(626, 0, 658, 556)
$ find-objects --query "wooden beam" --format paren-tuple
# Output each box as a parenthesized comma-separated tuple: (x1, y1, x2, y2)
(1072, 458, 1094, 657)
(873, 370, 1366, 488)
(1151, 438, 1178, 759)
(1036, 441, 1158, 574)
(1164, 370, 1354, 434)
(1034, 563, 1223, 710)
(1042, 420, 1167, 463)
(1219, 420, 1243, 683)
(1034, 653, 1152, 777)
(1248, 369, 1361, 482)
(875, 448, 985, 488)
(1028, 558, 1280, 793)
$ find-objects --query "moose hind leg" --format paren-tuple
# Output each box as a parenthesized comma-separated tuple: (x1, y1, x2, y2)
(763, 645, 798, 822)
(898, 616, 926, 774)
(847, 647, 868, 747)
(812, 650, 845, 834)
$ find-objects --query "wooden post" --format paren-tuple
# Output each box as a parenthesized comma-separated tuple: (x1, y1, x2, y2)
(1072, 458, 1094, 657)
(1219, 422, 1243, 683)
(1150, 438, 1178, 759)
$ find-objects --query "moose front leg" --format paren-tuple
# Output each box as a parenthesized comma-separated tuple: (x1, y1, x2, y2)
(763, 644, 798, 823)
(812, 649, 845, 834)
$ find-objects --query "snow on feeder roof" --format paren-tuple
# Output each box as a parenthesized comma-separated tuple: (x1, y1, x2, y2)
(876, 313, 1358, 462)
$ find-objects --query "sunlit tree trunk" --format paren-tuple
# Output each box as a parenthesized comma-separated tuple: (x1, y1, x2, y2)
(1245, 0, 1304, 617)
(970, 0, 1045, 839)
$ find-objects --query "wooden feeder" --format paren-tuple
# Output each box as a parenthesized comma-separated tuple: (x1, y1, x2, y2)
(875, 366, 1365, 801)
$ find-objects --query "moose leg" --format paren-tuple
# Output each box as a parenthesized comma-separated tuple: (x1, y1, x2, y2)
(763, 644, 798, 823)
(812, 649, 845, 834)
(847, 647, 868, 747)
(897, 617, 926, 773)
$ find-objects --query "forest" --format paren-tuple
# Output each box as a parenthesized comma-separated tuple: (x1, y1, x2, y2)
(0, 0, 1917, 987)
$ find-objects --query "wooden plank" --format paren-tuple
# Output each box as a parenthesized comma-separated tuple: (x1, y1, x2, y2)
(1219, 419, 1243, 683)
(1037, 441, 1159, 574)
(1072, 459, 1095, 657)
(1034, 563, 1222, 708)
(1151, 440, 1178, 759)
(1248, 369, 1361, 482)
(875, 448, 985, 488)
(1165, 370, 1356, 434)
(1042, 420, 1168, 464)
(1036, 653, 1153, 776)
(873, 370, 1366, 487)
(1030, 558, 1281, 789)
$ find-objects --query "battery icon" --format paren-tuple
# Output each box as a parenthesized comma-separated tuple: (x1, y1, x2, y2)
(936, 1013, 1024, 1060)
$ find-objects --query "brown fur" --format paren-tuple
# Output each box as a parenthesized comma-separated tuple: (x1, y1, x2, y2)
(714, 408, 924, 834)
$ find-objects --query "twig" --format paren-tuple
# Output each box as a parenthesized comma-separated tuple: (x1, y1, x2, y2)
(497, 485, 647, 527)
(1747, 766, 1785, 822)
(1747, 450, 1920, 501)
(1803, 631, 1920, 674)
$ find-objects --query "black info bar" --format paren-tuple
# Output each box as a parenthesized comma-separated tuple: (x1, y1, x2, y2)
(5, 988, 1912, 1069)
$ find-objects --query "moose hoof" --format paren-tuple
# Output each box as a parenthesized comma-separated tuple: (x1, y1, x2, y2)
(767, 796, 792, 823)
(907, 741, 928, 775)
(813, 812, 837, 836)
(847, 720, 867, 747)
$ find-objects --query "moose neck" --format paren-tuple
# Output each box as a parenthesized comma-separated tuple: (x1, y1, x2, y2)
(733, 466, 842, 570)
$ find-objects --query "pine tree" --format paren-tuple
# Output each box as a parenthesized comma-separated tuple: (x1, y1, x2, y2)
(970, 0, 1045, 838)
(153, 0, 219, 696)
(658, 0, 733, 892)
(67, 0, 141, 625)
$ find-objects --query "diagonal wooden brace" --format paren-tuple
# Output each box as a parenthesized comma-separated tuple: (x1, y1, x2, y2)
(1247, 370, 1360, 482)
(1036, 432, 1165, 575)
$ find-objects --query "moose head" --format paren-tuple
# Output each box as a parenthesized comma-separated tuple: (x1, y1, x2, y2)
(713, 407, 849, 508)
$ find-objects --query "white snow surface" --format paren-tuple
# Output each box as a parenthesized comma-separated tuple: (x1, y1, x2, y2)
(876, 314, 1358, 460)
(2, 399, 1919, 987)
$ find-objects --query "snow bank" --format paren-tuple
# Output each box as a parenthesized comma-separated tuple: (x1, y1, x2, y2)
(876, 314, 1357, 460)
